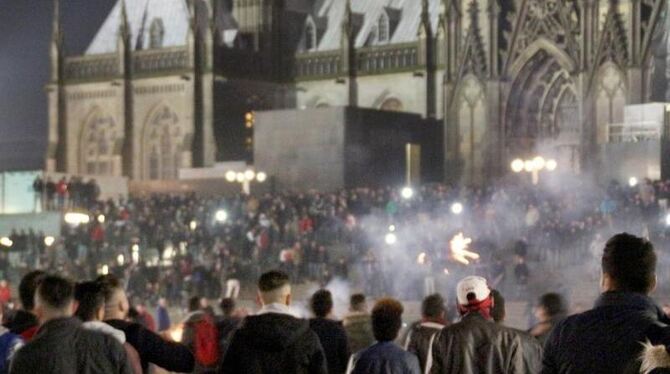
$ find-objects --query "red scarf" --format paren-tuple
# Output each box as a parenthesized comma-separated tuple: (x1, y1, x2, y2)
(458, 296, 494, 320)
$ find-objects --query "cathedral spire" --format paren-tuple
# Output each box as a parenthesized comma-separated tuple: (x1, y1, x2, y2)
(119, 0, 130, 40)
(51, 0, 62, 46)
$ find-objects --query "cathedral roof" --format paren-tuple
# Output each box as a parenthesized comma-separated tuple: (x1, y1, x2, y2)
(313, 0, 442, 51)
(86, 0, 191, 55)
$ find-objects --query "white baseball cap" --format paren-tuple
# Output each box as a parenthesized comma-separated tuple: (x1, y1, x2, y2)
(456, 276, 491, 305)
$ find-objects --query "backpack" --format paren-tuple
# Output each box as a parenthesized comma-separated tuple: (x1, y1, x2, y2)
(194, 315, 220, 367)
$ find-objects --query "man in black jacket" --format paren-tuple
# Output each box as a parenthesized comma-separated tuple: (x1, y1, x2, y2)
(219, 270, 327, 374)
(98, 274, 195, 373)
(429, 276, 542, 373)
(10, 275, 132, 374)
(4, 270, 45, 340)
(309, 289, 350, 374)
(542, 233, 670, 374)
(403, 293, 447, 373)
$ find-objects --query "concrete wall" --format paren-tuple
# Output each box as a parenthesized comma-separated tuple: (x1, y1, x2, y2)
(0, 212, 61, 237)
(254, 107, 346, 191)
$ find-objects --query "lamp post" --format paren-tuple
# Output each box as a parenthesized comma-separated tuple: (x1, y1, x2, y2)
(511, 156, 557, 185)
(225, 169, 267, 194)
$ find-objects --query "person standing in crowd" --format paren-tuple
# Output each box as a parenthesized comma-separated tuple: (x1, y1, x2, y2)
(4, 270, 45, 341)
(219, 270, 327, 374)
(74, 281, 142, 374)
(9, 275, 132, 374)
(0, 281, 11, 306)
(346, 298, 420, 374)
(182, 296, 220, 373)
(309, 289, 350, 374)
(490, 289, 506, 324)
(0, 304, 22, 374)
(543, 233, 670, 373)
(343, 293, 375, 354)
(429, 276, 542, 373)
(156, 297, 171, 333)
(403, 294, 448, 373)
(529, 293, 566, 345)
(97, 274, 195, 374)
(216, 298, 241, 358)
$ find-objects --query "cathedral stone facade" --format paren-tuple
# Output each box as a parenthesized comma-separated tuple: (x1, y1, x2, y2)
(48, 0, 669, 183)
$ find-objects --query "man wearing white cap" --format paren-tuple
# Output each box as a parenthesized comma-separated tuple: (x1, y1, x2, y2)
(427, 276, 542, 374)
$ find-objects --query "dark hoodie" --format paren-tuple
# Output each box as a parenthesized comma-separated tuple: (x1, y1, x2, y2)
(219, 313, 327, 374)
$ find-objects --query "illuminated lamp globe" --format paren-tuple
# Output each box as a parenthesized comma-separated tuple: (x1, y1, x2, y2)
(244, 170, 256, 181)
(236, 173, 245, 183)
(532, 156, 546, 170)
(384, 232, 397, 245)
(511, 159, 525, 173)
(225, 171, 237, 182)
(545, 159, 558, 171)
(451, 202, 464, 215)
(524, 160, 535, 172)
(256, 172, 267, 182)
(401, 187, 414, 199)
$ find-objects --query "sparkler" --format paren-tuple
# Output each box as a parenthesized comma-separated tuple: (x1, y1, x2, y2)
(450, 232, 479, 265)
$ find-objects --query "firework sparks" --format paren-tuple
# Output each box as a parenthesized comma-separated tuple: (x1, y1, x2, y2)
(450, 232, 479, 265)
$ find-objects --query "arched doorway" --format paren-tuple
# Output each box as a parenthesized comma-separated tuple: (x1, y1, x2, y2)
(143, 105, 181, 180)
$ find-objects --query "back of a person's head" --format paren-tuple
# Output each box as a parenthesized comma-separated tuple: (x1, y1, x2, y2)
(19, 270, 46, 311)
(95, 274, 124, 303)
(350, 293, 366, 312)
(257, 270, 291, 305)
(310, 289, 333, 318)
(538, 293, 566, 318)
(490, 289, 505, 323)
(188, 296, 201, 312)
(371, 298, 403, 342)
(220, 298, 235, 317)
(74, 281, 105, 322)
(602, 233, 656, 293)
(421, 293, 445, 320)
(36, 275, 74, 315)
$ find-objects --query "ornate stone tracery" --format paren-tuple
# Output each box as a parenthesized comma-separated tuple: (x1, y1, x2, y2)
(79, 108, 119, 176)
(142, 104, 182, 180)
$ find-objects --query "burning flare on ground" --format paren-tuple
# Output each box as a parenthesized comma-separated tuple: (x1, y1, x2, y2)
(450, 232, 479, 265)
(417, 252, 427, 265)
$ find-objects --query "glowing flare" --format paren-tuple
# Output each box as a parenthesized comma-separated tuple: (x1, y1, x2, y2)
(417, 252, 427, 265)
(450, 232, 479, 265)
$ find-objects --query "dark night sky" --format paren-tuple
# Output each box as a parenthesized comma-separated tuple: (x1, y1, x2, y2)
(0, 0, 116, 170)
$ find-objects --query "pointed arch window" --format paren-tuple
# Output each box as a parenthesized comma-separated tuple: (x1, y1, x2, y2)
(305, 19, 317, 51)
(80, 111, 117, 176)
(378, 12, 390, 43)
(366, 26, 378, 46)
(143, 105, 181, 180)
(150, 18, 165, 49)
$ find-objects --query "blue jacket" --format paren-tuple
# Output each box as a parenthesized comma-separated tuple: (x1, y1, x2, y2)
(542, 291, 670, 374)
(156, 306, 171, 332)
(348, 341, 420, 374)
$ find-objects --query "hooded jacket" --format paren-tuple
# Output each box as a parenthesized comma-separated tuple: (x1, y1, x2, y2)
(429, 312, 542, 374)
(82, 321, 143, 374)
(343, 312, 375, 354)
(218, 312, 327, 374)
(542, 291, 670, 374)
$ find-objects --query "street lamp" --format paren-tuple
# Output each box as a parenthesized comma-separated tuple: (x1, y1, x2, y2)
(64, 212, 91, 226)
(401, 187, 414, 200)
(511, 156, 557, 185)
(385, 232, 398, 245)
(628, 177, 638, 187)
(450, 202, 464, 215)
(225, 169, 268, 194)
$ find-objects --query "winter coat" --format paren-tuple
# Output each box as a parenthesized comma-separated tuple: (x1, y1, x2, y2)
(542, 291, 670, 374)
(403, 321, 445, 374)
(219, 312, 327, 374)
(9, 317, 132, 374)
(0, 327, 22, 374)
(106, 318, 195, 374)
(82, 321, 142, 374)
(4, 310, 37, 338)
(429, 312, 542, 374)
(343, 312, 375, 354)
(156, 306, 171, 332)
(346, 341, 421, 374)
(309, 318, 350, 374)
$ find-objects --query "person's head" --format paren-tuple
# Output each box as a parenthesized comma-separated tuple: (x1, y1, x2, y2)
(371, 298, 404, 342)
(158, 297, 167, 308)
(96, 274, 129, 320)
(220, 298, 235, 317)
(34, 275, 75, 323)
(257, 270, 291, 306)
(490, 289, 505, 323)
(601, 233, 656, 294)
(456, 276, 493, 319)
(535, 293, 566, 323)
(349, 293, 367, 313)
(19, 270, 46, 312)
(74, 281, 105, 322)
(310, 289, 333, 318)
(188, 296, 201, 312)
(421, 293, 445, 322)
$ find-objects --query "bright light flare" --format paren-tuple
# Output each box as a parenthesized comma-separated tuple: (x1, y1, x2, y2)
(256, 172, 267, 182)
(388, 225, 396, 232)
(101, 265, 109, 275)
(511, 159, 524, 173)
(169, 324, 184, 342)
(64, 212, 90, 226)
(401, 187, 414, 200)
(629, 177, 639, 187)
(385, 233, 397, 245)
(44, 236, 55, 247)
(450, 202, 464, 215)
(545, 159, 558, 171)
(117, 254, 125, 266)
(97, 214, 105, 223)
(0, 237, 12, 248)
(417, 252, 427, 265)
(215, 210, 228, 223)
(225, 171, 236, 182)
(450, 232, 479, 265)
(189, 220, 197, 231)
